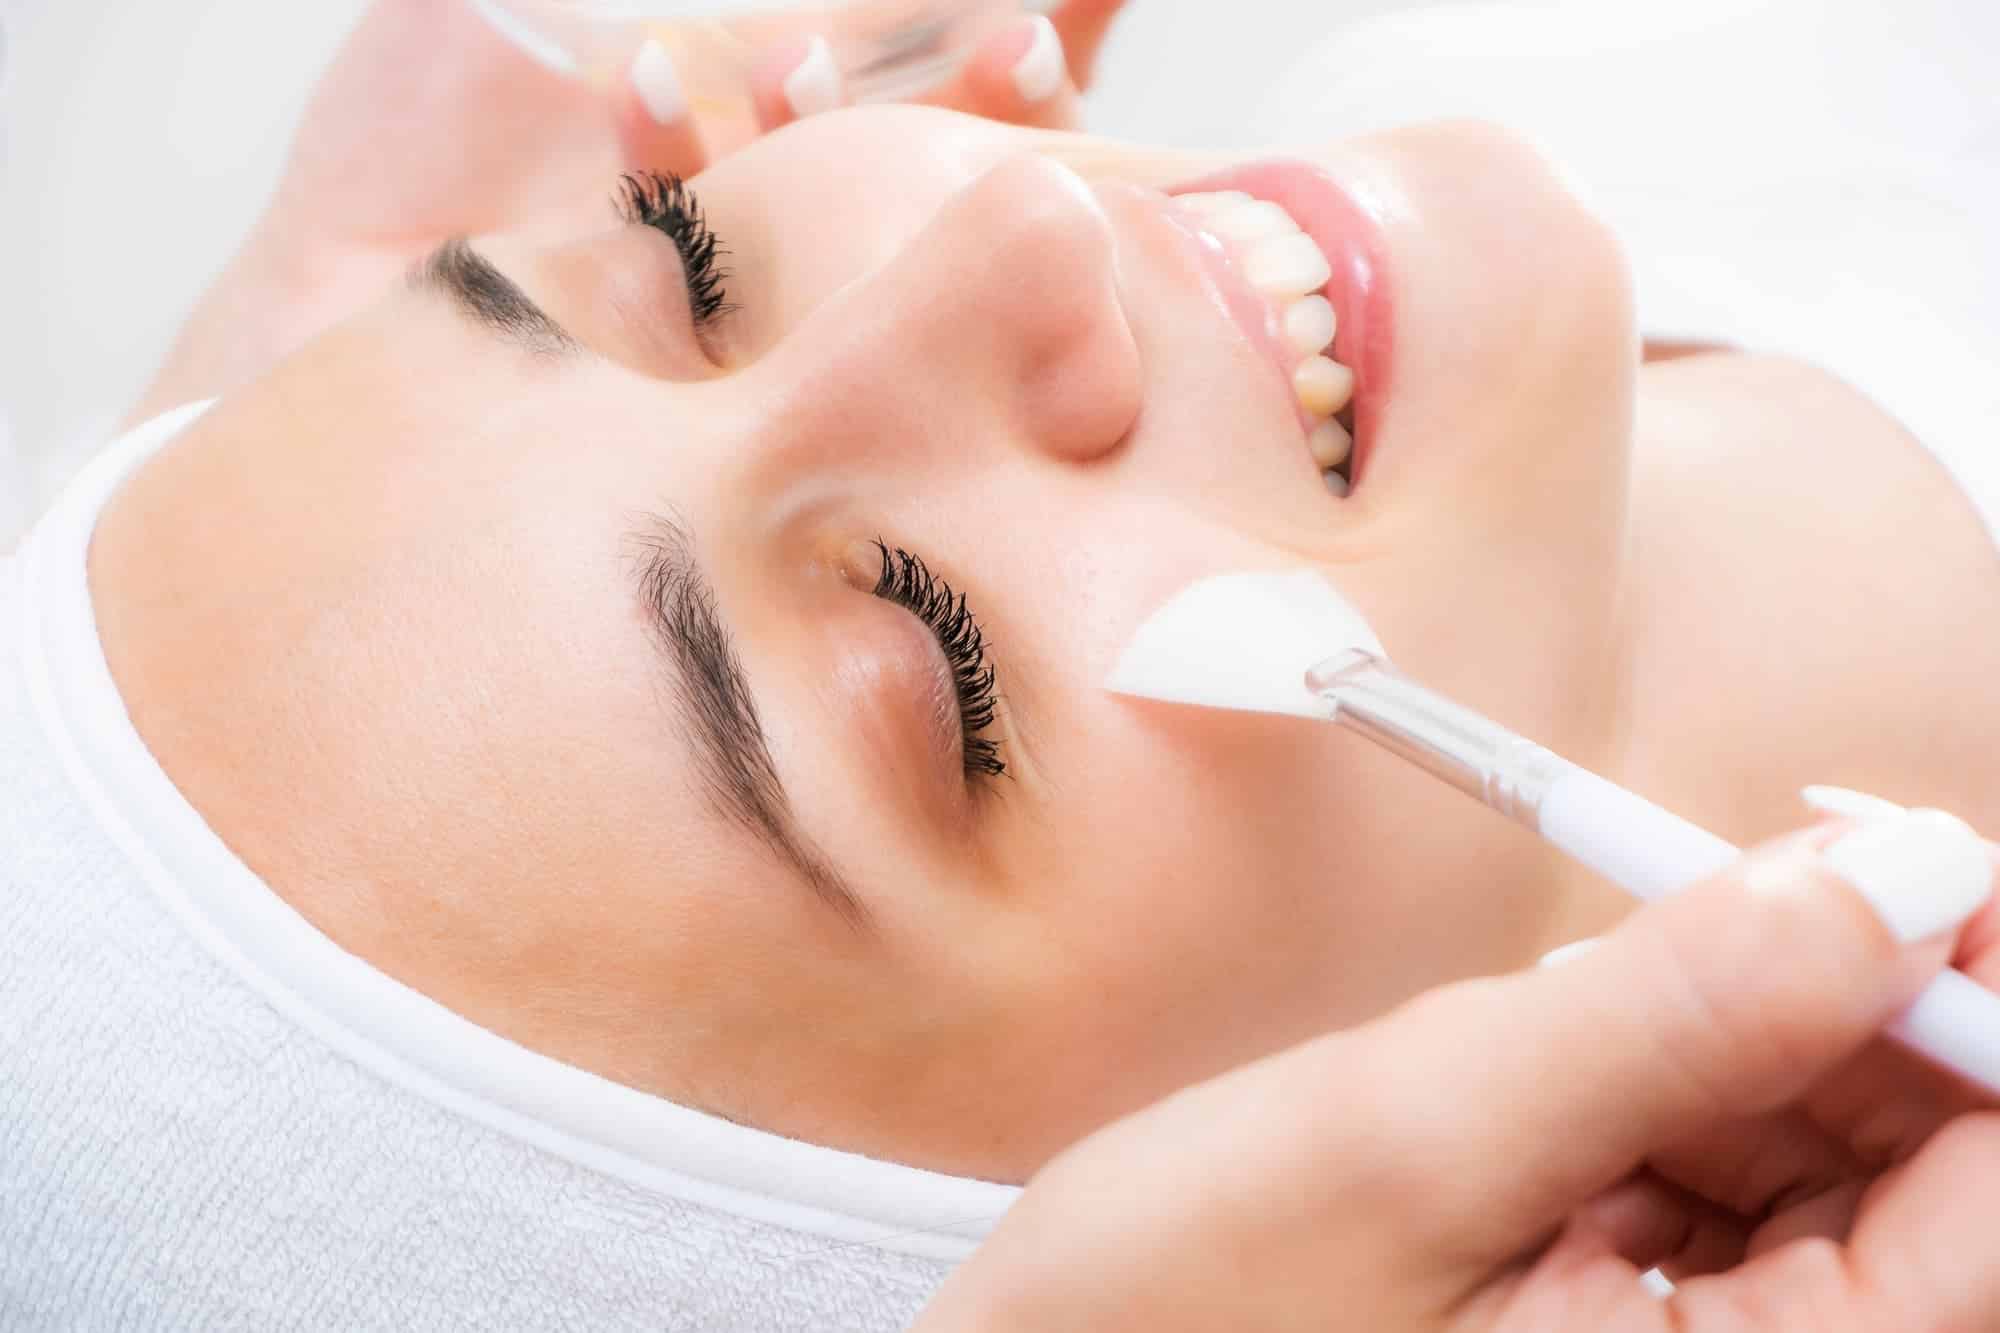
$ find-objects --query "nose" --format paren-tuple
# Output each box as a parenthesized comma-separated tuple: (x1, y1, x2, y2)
(741, 152, 1144, 472)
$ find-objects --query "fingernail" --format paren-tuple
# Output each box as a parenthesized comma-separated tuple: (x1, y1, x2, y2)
(1802, 784, 1906, 821)
(1009, 14, 1066, 104)
(783, 35, 843, 118)
(1537, 937, 1601, 969)
(1821, 808, 1992, 943)
(630, 38, 687, 126)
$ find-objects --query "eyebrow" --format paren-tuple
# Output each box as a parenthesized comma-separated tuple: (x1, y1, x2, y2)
(412, 238, 577, 356)
(627, 516, 869, 927)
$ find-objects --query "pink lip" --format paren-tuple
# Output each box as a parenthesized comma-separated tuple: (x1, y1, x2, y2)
(1165, 162, 1393, 489)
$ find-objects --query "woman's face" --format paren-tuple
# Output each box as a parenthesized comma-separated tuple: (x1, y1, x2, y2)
(120, 107, 1636, 1179)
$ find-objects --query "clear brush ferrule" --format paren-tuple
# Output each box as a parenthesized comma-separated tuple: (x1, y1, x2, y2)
(1303, 650, 1570, 831)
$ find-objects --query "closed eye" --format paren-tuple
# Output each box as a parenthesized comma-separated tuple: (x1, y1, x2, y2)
(616, 171, 734, 332)
(869, 541, 1006, 782)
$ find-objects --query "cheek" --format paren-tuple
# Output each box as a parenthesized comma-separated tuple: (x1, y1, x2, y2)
(988, 699, 1428, 1123)
(1352, 122, 1637, 522)
(970, 504, 1566, 1069)
(993, 668, 1561, 1142)
(971, 507, 1400, 1012)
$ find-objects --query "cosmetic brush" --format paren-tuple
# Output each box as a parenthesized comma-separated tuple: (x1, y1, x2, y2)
(1107, 569, 2000, 1094)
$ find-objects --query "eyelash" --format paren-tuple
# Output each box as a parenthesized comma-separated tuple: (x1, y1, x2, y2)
(616, 171, 733, 327)
(869, 541, 1006, 781)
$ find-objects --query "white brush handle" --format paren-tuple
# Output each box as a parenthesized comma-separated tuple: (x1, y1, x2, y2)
(1541, 766, 2000, 1095)
(1315, 652, 2000, 1093)
(1539, 768, 1738, 900)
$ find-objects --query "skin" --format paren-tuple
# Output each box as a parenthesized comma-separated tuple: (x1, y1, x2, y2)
(83, 98, 2000, 1185)
(916, 825, 2000, 1328)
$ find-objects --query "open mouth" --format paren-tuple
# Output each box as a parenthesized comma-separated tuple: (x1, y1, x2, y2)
(1163, 163, 1390, 501)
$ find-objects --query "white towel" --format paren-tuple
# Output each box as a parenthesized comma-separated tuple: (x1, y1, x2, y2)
(0, 405, 1019, 1331)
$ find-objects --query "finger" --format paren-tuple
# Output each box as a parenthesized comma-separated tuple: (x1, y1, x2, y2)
(1743, 1178, 1867, 1261)
(1797, 786, 2000, 1162)
(1670, 1122, 2000, 1330)
(1541, 947, 1882, 1223)
(1044, 0, 1130, 89)
(1333, 811, 1989, 1262)
(1538, 973, 1884, 1221)
(1799, 785, 2000, 984)
(1796, 784, 2000, 1158)
(1847, 1111, 2000, 1327)
(616, 38, 707, 177)
(1571, 1173, 1750, 1277)
(1644, 1108, 1865, 1222)
(1951, 848, 2000, 978)
(1666, 1239, 1863, 1329)
(936, 14, 1083, 131)
(750, 34, 845, 133)
(1800, 1027, 1995, 1170)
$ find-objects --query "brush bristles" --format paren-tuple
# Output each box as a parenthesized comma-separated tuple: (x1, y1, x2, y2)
(1105, 569, 1384, 718)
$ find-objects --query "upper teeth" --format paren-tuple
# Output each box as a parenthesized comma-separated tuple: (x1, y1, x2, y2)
(1205, 200, 1299, 242)
(1174, 189, 1357, 495)
(1282, 295, 1336, 357)
(1240, 233, 1332, 300)
(1174, 190, 1254, 215)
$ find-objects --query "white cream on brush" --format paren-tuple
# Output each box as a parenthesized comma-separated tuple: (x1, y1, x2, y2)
(1104, 570, 1380, 719)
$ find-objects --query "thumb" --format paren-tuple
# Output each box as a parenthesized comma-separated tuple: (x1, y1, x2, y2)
(1339, 809, 1991, 1262)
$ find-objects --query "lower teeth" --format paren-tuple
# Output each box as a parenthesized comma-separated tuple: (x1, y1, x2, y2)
(1317, 407, 1357, 498)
